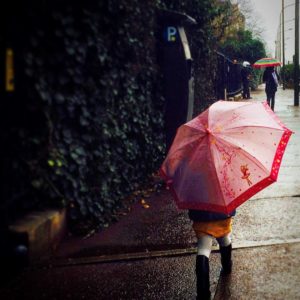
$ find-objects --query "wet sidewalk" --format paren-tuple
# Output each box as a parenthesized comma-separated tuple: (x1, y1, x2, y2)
(1, 85, 299, 300)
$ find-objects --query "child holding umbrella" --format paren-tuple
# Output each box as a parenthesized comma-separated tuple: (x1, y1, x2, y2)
(160, 97, 292, 299)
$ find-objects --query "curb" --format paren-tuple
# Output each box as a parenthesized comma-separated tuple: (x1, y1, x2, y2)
(51, 238, 300, 267)
(9, 209, 67, 262)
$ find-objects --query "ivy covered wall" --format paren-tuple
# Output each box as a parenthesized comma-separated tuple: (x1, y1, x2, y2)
(1, 0, 219, 233)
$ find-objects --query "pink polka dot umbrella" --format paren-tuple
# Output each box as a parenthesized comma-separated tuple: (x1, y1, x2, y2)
(160, 100, 293, 214)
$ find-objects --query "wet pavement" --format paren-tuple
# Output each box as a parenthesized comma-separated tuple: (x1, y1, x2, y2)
(53, 189, 196, 258)
(1, 85, 300, 299)
(0, 253, 220, 300)
(214, 243, 300, 300)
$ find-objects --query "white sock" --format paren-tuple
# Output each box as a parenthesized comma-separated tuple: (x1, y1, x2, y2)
(197, 235, 213, 258)
(217, 234, 232, 248)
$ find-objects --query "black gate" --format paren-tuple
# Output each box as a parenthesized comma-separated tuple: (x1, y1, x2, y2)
(215, 52, 243, 100)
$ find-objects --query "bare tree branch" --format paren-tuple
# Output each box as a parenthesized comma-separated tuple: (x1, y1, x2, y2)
(236, 0, 264, 38)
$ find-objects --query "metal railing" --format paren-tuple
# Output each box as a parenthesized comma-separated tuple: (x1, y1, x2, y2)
(215, 51, 243, 100)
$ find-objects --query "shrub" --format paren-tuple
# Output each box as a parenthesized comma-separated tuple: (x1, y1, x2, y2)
(1, 0, 220, 233)
(280, 64, 300, 88)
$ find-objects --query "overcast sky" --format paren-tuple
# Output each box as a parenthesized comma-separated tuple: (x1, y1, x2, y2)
(247, 0, 298, 63)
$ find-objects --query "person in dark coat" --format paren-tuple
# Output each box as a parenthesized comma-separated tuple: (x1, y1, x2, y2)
(189, 208, 235, 299)
(241, 61, 251, 99)
(263, 66, 280, 111)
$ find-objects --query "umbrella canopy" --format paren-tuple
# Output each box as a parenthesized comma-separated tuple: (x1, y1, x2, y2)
(253, 57, 281, 68)
(160, 100, 293, 214)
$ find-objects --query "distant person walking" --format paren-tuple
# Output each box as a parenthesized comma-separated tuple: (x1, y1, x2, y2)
(241, 61, 251, 99)
(263, 66, 280, 111)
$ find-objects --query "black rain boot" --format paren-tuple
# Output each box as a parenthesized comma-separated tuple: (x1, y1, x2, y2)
(196, 255, 211, 300)
(220, 244, 232, 275)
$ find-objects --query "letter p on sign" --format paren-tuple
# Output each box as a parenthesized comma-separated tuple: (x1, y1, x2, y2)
(167, 27, 177, 42)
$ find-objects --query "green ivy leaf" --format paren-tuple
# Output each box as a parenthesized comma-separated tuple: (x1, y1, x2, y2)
(48, 160, 55, 167)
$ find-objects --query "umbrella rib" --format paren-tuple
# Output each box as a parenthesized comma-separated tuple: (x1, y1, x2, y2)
(168, 138, 198, 157)
(221, 125, 287, 133)
(207, 107, 230, 212)
(207, 136, 229, 213)
(174, 135, 210, 201)
(214, 134, 270, 175)
(168, 130, 204, 158)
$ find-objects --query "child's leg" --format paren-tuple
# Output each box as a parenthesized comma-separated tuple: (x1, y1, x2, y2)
(197, 234, 213, 257)
(196, 235, 212, 300)
(217, 233, 231, 247)
(217, 233, 232, 274)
